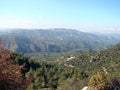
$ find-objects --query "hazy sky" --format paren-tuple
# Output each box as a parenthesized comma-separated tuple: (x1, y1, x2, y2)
(0, 0, 120, 32)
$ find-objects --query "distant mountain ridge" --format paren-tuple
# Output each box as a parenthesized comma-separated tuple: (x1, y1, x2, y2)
(1, 28, 120, 54)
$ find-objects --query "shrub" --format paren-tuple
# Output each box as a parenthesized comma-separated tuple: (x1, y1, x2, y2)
(88, 72, 109, 90)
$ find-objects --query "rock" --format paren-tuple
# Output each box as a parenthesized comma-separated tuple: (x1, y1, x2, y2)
(81, 86, 89, 90)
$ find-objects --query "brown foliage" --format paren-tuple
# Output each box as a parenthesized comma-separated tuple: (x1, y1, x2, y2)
(0, 40, 32, 90)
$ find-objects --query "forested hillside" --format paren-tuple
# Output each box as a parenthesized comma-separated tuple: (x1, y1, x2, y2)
(1, 42, 119, 90)
(27, 43, 120, 90)
(1, 29, 120, 54)
(58, 44, 120, 75)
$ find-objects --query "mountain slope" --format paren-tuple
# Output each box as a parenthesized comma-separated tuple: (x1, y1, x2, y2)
(57, 43, 120, 76)
(1, 42, 119, 90)
(11, 43, 120, 90)
(1, 28, 120, 54)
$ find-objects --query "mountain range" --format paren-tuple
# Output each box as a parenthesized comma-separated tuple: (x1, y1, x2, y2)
(0, 28, 120, 54)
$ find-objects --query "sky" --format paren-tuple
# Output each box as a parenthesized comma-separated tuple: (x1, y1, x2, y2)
(0, 0, 120, 33)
